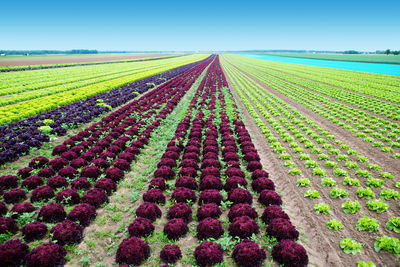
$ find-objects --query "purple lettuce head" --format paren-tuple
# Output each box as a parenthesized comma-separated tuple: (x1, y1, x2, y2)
(228, 216, 259, 239)
(37, 168, 55, 178)
(160, 244, 182, 264)
(228, 203, 258, 222)
(266, 218, 299, 241)
(31, 186, 54, 202)
(50, 220, 83, 245)
(154, 166, 175, 180)
(105, 167, 124, 182)
(38, 203, 66, 223)
(167, 202, 192, 223)
(116, 237, 150, 265)
(261, 205, 289, 224)
(163, 218, 188, 240)
(17, 167, 33, 179)
(251, 177, 275, 193)
(232, 240, 266, 267)
(258, 190, 282, 206)
(0, 217, 18, 234)
(4, 188, 26, 204)
(48, 157, 68, 171)
(199, 189, 223, 206)
(21, 176, 44, 190)
(136, 202, 161, 222)
(148, 177, 166, 191)
(271, 239, 308, 267)
(56, 188, 81, 205)
(175, 176, 198, 190)
(82, 188, 108, 208)
(194, 241, 223, 267)
(70, 177, 91, 190)
(143, 188, 166, 204)
(199, 175, 223, 191)
(46, 176, 68, 189)
(0, 175, 19, 190)
(0, 239, 29, 266)
(81, 165, 101, 179)
(224, 176, 248, 192)
(70, 158, 88, 169)
(251, 169, 269, 180)
(171, 187, 196, 203)
(94, 178, 117, 196)
(58, 166, 78, 179)
(67, 203, 96, 227)
(10, 202, 35, 218)
(228, 188, 253, 205)
(29, 156, 49, 169)
(21, 221, 48, 242)
(128, 217, 154, 238)
(25, 243, 67, 267)
(197, 217, 224, 240)
(197, 203, 222, 221)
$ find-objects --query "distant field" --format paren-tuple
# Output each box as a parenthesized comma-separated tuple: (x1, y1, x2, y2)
(263, 53, 400, 64)
(0, 53, 171, 66)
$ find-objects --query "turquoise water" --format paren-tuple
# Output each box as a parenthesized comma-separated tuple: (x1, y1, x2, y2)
(242, 54, 400, 76)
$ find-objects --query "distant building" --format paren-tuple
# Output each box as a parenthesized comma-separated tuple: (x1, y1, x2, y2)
(0, 53, 5, 56)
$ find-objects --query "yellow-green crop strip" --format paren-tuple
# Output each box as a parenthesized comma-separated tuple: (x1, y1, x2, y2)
(0, 54, 208, 125)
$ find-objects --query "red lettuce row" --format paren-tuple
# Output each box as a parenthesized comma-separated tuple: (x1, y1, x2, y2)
(0, 56, 216, 265)
(0, 56, 211, 165)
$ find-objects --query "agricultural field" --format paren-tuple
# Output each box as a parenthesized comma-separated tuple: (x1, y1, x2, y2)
(263, 53, 400, 64)
(0, 53, 176, 67)
(0, 53, 398, 267)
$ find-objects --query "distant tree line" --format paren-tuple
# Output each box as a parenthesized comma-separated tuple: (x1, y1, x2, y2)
(376, 49, 400, 55)
(0, 50, 98, 55)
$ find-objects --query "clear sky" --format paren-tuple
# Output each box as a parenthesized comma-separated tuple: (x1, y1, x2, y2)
(1, 0, 399, 51)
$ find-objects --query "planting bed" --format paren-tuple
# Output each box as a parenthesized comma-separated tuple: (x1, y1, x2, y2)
(221, 54, 400, 266)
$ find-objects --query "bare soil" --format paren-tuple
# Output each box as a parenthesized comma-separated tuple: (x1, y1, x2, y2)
(0, 53, 168, 66)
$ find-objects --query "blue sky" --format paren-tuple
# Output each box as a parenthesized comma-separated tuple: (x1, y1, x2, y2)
(1, 0, 399, 51)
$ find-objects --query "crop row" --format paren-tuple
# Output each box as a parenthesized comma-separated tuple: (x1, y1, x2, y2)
(0, 55, 208, 125)
(113, 56, 307, 266)
(223, 56, 400, 157)
(232, 55, 400, 102)
(0, 55, 181, 72)
(222, 57, 400, 265)
(227, 55, 400, 121)
(0, 57, 211, 166)
(0, 55, 215, 266)
(0, 54, 197, 94)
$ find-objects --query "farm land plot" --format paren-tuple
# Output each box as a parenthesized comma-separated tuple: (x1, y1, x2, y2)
(221, 54, 400, 266)
(0, 53, 174, 67)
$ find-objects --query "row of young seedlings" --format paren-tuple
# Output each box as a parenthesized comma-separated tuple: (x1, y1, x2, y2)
(222, 61, 400, 263)
(256, 63, 400, 120)
(228, 64, 398, 191)
(115, 56, 308, 266)
(235, 63, 400, 157)
(0, 56, 215, 266)
(230, 55, 400, 120)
